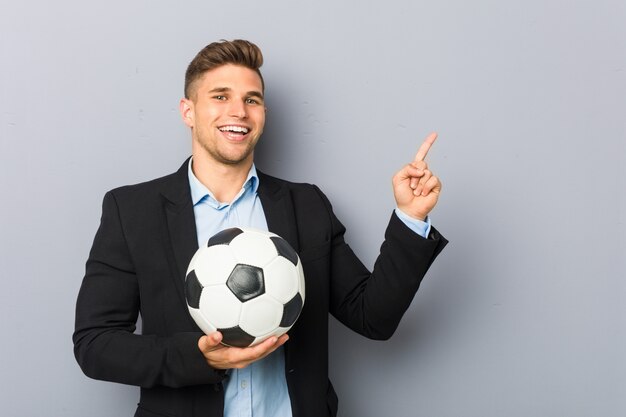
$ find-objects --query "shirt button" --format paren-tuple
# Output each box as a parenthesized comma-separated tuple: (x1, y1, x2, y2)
(241, 379, 248, 389)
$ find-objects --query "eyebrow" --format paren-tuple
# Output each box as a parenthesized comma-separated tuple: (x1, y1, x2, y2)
(208, 87, 264, 100)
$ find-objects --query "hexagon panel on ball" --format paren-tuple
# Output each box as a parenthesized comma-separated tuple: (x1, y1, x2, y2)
(263, 257, 299, 304)
(239, 295, 284, 336)
(191, 245, 238, 287)
(229, 230, 278, 267)
(199, 286, 242, 329)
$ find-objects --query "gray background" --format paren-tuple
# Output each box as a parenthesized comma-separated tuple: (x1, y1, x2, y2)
(1, 0, 624, 416)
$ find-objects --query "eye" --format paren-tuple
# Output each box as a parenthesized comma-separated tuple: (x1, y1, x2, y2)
(245, 98, 260, 105)
(213, 95, 227, 101)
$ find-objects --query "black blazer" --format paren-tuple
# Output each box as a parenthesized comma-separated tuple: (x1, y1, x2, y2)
(73, 159, 447, 417)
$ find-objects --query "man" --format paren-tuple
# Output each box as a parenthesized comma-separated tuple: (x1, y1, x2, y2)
(73, 39, 447, 417)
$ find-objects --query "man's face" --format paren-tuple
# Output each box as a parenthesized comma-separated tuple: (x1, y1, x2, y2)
(181, 64, 265, 167)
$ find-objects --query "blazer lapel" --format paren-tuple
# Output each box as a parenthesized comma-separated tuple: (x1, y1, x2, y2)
(257, 171, 300, 369)
(161, 158, 199, 306)
(257, 171, 300, 254)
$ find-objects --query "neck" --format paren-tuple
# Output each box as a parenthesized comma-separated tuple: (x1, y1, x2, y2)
(191, 154, 253, 203)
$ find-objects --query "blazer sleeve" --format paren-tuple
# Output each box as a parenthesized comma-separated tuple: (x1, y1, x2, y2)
(314, 186, 448, 340)
(73, 191, 225, 388)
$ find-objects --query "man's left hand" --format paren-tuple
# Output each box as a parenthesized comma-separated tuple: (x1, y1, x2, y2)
(392, 132, 442, 221)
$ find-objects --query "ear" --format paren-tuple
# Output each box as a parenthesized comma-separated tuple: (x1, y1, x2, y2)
(180, 98, 195, 128)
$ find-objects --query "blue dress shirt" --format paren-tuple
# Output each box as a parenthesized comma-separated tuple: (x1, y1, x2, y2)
(188, 159, 430, 417)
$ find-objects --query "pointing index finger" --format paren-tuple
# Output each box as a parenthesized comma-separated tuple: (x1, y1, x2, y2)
(414, 132, 438, 162)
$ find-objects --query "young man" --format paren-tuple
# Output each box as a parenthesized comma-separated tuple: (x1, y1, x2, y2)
(74, 39, 447, 417)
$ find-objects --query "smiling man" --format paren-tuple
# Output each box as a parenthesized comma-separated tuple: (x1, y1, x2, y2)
(74, 39, 448, 417)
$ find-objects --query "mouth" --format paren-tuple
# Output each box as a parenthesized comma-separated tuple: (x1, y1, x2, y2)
(218, 125, 250, 140)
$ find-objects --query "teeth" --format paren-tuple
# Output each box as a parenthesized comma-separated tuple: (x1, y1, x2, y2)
(219, 125, 249, 134)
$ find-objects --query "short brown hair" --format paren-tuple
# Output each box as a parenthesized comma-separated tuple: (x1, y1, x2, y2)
(184, 39, 265, 99)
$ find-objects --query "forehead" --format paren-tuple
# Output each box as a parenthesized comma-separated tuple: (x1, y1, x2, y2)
(196, 64, 263, 92)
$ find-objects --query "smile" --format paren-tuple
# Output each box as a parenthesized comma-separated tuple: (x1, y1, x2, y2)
(218, 125, 250, 134)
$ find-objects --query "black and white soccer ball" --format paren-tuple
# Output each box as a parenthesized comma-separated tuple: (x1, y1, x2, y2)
(185, 227, 305, 347)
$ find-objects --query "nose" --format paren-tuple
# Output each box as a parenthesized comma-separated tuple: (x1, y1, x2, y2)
(228, 99, 247, 119)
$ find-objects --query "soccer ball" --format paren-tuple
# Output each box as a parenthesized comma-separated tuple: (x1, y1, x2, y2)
(185, 227, 305, 347)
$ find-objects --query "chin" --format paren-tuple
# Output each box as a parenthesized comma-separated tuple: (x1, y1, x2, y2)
(219, 152, 254, 166)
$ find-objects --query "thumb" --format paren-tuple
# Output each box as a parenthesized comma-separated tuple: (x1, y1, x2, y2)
(198, 332, 223, 352)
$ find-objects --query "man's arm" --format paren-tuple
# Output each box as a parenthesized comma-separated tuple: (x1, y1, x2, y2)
(73, 191, 224, 388)
(325, 133, 447, 339)
(319, 192, 447, 340)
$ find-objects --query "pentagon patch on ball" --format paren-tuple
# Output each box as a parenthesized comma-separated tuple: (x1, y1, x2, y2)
(208, 227, 243, 247)
(185, 227, 306, 347)
(184, 270, 203, 309)
(226, 264, 265, 302)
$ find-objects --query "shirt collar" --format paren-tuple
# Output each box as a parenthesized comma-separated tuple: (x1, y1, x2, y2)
(187, 157, 259, 207)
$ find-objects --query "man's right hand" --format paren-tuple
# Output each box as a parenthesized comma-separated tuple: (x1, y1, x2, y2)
(198, 332, 289, 369)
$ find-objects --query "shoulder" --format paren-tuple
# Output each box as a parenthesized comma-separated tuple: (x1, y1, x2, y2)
(258, 171, 332, 208)
(108, 171, 176, 198)
(257, 171, 340, 243)
(257, 170, 313, 190)
(104, 159, 190, 209)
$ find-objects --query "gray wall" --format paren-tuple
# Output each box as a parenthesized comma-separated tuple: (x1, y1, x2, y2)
(1, 1, 624, 416)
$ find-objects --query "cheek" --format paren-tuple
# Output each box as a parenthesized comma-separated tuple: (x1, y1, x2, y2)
(256, 113, 266, 131)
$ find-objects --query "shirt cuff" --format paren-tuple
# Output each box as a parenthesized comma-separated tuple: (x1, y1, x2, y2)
(394, 208, 431, 239)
